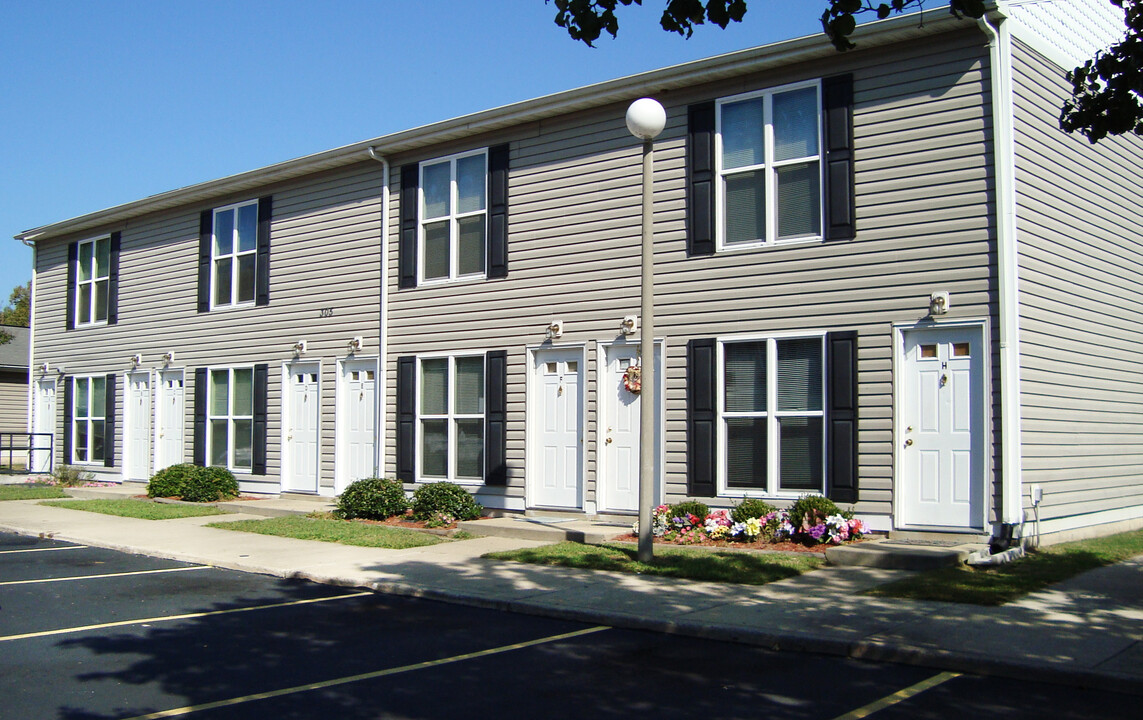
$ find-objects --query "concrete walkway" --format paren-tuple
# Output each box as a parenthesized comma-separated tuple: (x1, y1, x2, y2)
(1, 485, 1140, 696)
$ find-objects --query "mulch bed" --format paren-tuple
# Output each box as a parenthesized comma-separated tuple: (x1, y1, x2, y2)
(609, 532, 873, 555)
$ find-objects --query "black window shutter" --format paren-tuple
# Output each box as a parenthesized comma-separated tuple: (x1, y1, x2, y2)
(107, 232, 121, 325)
(193, 367, 207, 466)
(487, 144, 510, 279)
(198, 210, 212, 313)
(687, 338, 717, 497)
(256, 197, 272, 306)
(399, 165, 419, 289)
(826, 330, 859, 504)
(687, 102, 716, 257)
(485, 349, 508, 485)
(103, 373, 117, 468)
(66, 242, 77, 330)
(822, 74, 856, 241)
(63, 377, 73, 463)
(396, 356, 416, 482)
(253, 364, 268, 475)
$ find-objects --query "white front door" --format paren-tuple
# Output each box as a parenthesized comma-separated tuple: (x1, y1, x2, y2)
(899, 326, 985, 529)
(599, 342, 662, 513)
(32, 378, 56, 473)
(154, 370, 185, 472)
(336, 359, 376, 493)
(124, 371, 152, 480)
(284, 364, 320, 493)
(529, 349, 583, 509)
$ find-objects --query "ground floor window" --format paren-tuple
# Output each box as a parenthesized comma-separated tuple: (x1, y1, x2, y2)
(419, 355, 484, 481)
(72, 375, 106, 463)
(208, 367, 253, 471)
(721, 334, 824, 495)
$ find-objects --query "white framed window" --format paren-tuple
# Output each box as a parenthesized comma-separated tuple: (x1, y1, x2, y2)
(211, 200, 258, 308)
(419, 149, 488, 283)
(717, 80, 822, 250)
(418, 355, 485, 482)
(75, 236, 110, 326)
(207, 367, 254, 472)
(719, 334, 825, 496)
(72, 375, 106, 463)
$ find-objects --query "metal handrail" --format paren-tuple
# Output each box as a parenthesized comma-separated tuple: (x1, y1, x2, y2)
(0, 432, 54, 474)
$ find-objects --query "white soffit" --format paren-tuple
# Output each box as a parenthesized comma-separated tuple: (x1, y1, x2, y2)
(1003, 0, 1126, 69)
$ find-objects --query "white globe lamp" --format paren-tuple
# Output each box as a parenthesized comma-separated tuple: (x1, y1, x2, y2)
(626, 98, 666, 140)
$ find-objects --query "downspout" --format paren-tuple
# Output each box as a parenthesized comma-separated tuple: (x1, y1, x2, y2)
(367, 148, 389, 478)
(19, 236, 37, 439)
(978, 11, 1025, 531)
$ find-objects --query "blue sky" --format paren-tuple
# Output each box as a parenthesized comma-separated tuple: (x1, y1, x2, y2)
(0, 0, 831, 307)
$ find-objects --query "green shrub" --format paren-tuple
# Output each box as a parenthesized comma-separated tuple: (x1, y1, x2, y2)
(731, 498, 778, 523)
(52, 464, 95, 487)
(668, 500, 710, 522)
(787, 494, 841, 533)
(335, 477, 409, 520)
(146, 464, 239, 503)
(411, 481, 482, 521)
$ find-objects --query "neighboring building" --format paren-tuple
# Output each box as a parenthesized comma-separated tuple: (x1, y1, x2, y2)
(14, 1, 1142, 545)
(0, 325, 30, 433)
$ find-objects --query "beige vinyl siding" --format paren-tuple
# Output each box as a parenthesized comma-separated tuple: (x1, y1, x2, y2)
(384, 29, 998, 522)
(0, 371, 27, 432)
(31, 163, 383, 491)
(1011, 40, 1143, 531)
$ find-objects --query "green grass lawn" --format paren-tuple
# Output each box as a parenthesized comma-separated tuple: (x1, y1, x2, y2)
(0, 484, 68, 501)
(207, 516, 447, 549)
(484, 542, 825, 585)
(864, 529, 1143, 605)
(39, 499, 228, 520)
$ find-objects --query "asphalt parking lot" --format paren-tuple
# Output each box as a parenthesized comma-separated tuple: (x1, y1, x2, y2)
(2, 530, 1138, 720)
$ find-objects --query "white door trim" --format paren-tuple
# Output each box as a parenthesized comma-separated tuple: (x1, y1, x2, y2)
(597, 339, 664, 514)
(893, 319, 990, 531)
(123, 370, 152, 481)
(335, 355, 379, 495)
(281, 360, 322, 494)
(525, 344, 587, 511)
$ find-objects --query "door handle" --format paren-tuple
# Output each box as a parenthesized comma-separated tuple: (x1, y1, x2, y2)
(904, 438, 914, 447)
(606, 437, 613, 444)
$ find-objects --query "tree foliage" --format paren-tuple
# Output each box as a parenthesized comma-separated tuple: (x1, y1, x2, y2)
(0, 281, 29, 346)
(1060, 0, 1143, 143)
(550, 0, 1142, 144)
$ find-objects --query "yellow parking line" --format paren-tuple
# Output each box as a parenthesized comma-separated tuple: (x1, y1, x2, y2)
(0, 565, 210, 587)
(121, 625, 611, 720)
(0, 545, 87, 554)
(0, 591, 373, 642)
(831, 671, 962, 719)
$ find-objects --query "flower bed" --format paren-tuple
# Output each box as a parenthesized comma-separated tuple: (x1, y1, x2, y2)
(630, 495, 867, 549)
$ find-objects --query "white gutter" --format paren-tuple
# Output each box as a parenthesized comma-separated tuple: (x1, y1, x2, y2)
(979, 9, 1024, 527)
(367, 148, 389, 478)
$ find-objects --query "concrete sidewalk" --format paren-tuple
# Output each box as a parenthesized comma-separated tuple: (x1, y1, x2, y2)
(1, 489, 1140, 696)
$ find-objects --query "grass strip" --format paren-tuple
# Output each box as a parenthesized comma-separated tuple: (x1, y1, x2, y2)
(484, 542, 825, 585)
(39, 499, 227, 520)
(0, 485, 68, 501)
(864, 529, 1143, 605)
(207, 516, 445, 549)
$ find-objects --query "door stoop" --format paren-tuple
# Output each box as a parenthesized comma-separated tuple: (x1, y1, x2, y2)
(889, 529, 991, 545)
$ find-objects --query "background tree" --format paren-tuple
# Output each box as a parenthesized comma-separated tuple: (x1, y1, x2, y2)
(0, 282, 30, 346)
(550, 0, 1141, 144)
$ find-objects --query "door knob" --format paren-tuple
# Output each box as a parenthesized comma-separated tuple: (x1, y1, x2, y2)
(606, 437, 613, 444)
(904, 438, 914, 447)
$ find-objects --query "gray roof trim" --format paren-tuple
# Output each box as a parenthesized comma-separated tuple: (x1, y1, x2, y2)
(15, 11, 970, 244)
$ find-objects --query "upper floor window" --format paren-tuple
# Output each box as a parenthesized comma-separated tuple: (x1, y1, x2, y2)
(208, 367, 254, 472)
(75, 236, 110, 326)
(720, 335, 824, 496)
(72, 375, 107, 464)
(420, 150, 488, 283)
(717, 81, 822, 249)
(419, 355, 485, 482)
(211, 200, 258, 308)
